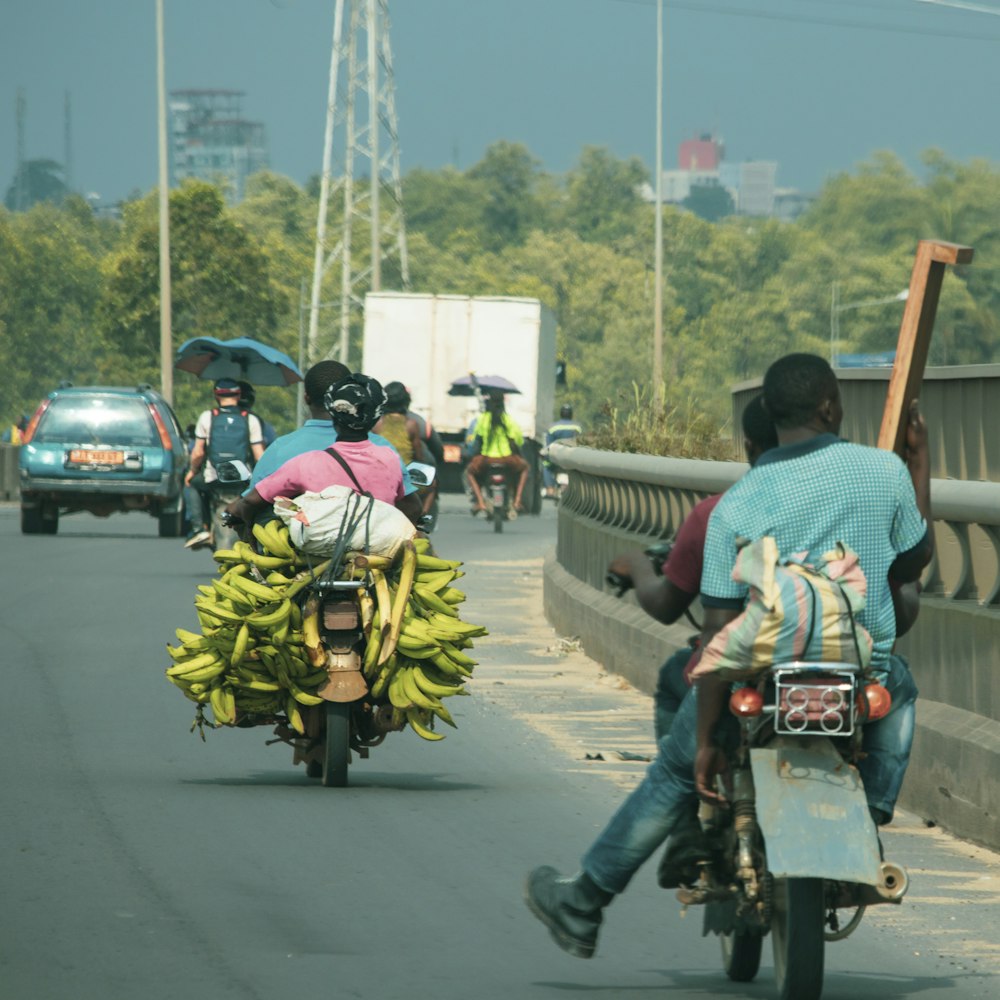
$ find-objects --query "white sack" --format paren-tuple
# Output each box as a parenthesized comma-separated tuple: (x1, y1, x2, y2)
(272, 486, 415, 558)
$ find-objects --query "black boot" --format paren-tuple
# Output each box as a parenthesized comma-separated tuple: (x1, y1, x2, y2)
(657, 801, 709, 889)
(524, 867, 614, 959)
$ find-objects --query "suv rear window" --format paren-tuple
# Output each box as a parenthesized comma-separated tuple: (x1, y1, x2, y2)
(35, 396, 159, 448)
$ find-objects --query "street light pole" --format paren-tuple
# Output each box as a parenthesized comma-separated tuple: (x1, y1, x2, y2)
(652, 0, 664, 409)
(156, 0, 173, 405)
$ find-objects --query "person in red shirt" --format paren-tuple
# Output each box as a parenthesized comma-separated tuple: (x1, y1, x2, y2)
(604, 393, 922, 890)
(606, 396, 779, 740)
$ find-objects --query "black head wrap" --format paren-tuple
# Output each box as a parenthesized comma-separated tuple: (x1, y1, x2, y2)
(323, 374, 386, 433)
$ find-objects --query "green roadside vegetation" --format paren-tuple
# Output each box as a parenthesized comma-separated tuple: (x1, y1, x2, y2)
(1, 143, 997, 455)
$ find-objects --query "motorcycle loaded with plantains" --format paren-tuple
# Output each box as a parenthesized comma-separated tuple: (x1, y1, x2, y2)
(163, 468, 487, 787)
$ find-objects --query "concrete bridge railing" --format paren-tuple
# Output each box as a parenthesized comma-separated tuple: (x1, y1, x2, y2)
(542, 442, 1000, 852)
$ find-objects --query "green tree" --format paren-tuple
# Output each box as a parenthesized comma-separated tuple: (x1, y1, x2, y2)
(0, 200, 109, 420)
(402, 167, 486, 249)
(466, 141, 542, 250)
(3, 159, 68, 211)
(682, 183, 734, 223)
(98, 181, 286, 421)
(564, 146, 648, 244)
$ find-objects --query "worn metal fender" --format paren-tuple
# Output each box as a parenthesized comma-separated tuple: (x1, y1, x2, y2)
(750, 736, 883, 886)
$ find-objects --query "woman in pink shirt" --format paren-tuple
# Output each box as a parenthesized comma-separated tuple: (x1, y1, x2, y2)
(225, 374, 416, 525)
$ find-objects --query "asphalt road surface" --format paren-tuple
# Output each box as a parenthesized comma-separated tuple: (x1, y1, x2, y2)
(2, 494, 998, 1000)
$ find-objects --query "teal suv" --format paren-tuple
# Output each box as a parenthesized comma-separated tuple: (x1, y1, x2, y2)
(18, 384, 188, 536)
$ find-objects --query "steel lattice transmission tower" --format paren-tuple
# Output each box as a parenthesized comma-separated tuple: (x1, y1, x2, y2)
(308, 0, 409, 366)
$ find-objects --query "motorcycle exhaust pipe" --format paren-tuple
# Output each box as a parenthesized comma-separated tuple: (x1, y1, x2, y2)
(875, 861, 909, 901)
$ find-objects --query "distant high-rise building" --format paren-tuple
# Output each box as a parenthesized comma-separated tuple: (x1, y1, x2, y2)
(169, 89, 268, 202)
(678, 133, 723, 172)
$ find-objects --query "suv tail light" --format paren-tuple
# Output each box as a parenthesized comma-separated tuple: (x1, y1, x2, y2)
(147, 404, 174, 450)
(21, 399, 52, 445)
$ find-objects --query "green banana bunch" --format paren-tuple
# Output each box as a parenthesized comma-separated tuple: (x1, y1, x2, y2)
(354, 538, 485, 741)
(166, 526, 487, 746)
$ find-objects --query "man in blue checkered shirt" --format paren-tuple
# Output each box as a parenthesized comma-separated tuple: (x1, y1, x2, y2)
(525, 353, 933, 960)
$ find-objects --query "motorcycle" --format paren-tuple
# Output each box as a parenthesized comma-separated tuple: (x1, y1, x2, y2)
(605, 559, 905, 1000)
(217, 462, 442, 788)
(209, 459, 253, 551)
(680, 662, 907, 1000)
(479, 460, 514, 533)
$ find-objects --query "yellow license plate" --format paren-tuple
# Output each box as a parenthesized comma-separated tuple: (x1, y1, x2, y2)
(443, 444, 463, 464)
(70, 449, 125, 465)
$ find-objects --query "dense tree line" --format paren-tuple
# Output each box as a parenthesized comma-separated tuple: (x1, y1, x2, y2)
(0, 144, 996, 441)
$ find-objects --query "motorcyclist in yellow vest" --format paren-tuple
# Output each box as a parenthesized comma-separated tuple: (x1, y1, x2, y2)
(465, 390, 529, 513)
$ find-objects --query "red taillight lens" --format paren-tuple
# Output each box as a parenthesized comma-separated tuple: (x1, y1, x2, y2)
(147, 404, 173, 450)
(21, 399, 51, 444)
(730, 687, 764, 717)
(864, 683, 892, 721)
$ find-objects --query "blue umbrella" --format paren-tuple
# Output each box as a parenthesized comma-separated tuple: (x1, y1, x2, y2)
(174, 336, 303, 387)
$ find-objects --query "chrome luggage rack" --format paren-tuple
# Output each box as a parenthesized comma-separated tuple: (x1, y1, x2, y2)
(770, 661, 861, 737)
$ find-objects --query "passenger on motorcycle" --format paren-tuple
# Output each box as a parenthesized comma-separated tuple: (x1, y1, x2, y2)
(225, 373, 418, 526)
(465, 390, 529, 514)
(375, 381, 442, 521)
(244, 361, 421, 525)
(525, 352, 933, 960)
(542, 404, 582, 499)
(184, 378, 265, 549)
(607, 396, 779, 743)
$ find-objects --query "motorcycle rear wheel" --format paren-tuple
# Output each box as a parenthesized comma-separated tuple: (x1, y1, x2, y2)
(771, 877, 825, 1000)
(721, 929, 763, 982)
(321, 702, 351, 787)
(494, 506, 504, 533)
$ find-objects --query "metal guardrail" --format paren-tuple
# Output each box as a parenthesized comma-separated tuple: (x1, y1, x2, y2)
(545, 441, 1000, 850)
(550, 443, 1000, 607)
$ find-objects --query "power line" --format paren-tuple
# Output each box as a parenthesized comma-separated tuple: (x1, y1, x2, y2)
(590, 0, 1000, 43)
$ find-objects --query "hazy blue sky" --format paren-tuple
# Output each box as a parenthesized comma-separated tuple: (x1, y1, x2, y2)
(4, 0, 1000, 204)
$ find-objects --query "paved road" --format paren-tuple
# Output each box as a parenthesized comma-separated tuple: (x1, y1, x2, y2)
(1, 495, 998, 1000)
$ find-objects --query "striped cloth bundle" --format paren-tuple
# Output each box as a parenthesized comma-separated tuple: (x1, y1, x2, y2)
(692, 536, 873, 681)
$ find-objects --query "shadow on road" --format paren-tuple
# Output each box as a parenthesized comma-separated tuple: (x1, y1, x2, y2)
(533, 966, 969, 997)
(180, 770, 488, 792)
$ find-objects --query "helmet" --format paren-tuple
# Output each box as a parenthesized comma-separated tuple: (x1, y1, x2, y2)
(237, 380, 256, 407)
(213, 378, 241, 399)
(560, 404, 573, 420)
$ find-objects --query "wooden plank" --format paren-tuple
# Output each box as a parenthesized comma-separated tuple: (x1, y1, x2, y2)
(877, 240, 974, 457)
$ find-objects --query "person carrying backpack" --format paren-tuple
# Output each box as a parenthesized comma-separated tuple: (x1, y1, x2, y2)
(183, 378, 265, 549)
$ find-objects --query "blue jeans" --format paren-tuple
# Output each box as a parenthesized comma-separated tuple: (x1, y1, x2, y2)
(582, 654, 918, 895)
(654, 647, 693, 742)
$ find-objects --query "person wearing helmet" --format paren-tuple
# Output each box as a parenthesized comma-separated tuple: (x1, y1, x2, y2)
(542, 403, 582, 498)
(183, 378, 266, 548)
(237, 380, 277, 448)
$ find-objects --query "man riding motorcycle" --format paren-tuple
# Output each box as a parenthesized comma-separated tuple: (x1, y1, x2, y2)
(465, 390, 529, 515)
(524, 352, 933, 961)
(184, 378, 265, 549)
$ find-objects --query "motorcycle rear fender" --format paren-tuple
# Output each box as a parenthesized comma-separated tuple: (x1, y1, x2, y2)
(318, 649, 368, 703)
(750, 736, 882, 886)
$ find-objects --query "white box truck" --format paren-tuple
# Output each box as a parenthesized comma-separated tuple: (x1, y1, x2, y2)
(362, 292, 557, 510)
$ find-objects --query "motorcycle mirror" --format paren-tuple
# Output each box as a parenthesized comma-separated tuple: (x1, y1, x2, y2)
(216, 459, 252, 484)
(406, 461, 436, 488)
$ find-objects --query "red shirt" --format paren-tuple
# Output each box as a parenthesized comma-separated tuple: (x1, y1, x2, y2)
(661, 493, 723, 594)
(659, 493, 724, 684)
